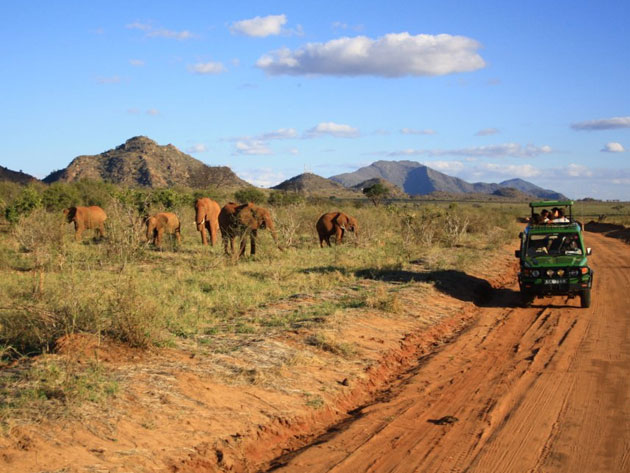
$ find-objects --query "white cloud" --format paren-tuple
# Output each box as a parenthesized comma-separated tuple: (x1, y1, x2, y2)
(236, 168, 286, 187)
(332, 21, 364, 32)
(287, 147, 299, 155)
(475, 128, 499, 136)
(256, 32, 485, 77)
(387, 143, 551, 158)
(188, 62, 226, 75)
(304, 122, 360, 138)
(401, 128, 436, 135)
(146, 109, 160, 116)
(129, 59, 145, 67)
(426, 160, 465, 173)
(233, 140, 273, 155)
(186, 144, 208, 154)
(565, 163, 593, 178)
(148, 29, 194, 40)
(601, 142, 625, 153)
(259, 128, 298, 140)
(126, 22, 152, 31)
(127, 108, 140, 114)
(474, 163, 542, 179)
(571, 116, 630, 131)
(126, 21, 194, 40)
(230, 14, 287, 37)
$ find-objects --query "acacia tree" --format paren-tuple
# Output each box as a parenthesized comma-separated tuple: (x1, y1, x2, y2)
(363, 182, 389, 206)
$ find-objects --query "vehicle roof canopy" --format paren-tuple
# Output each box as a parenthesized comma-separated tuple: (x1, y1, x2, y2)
(529, 200, 574, 208)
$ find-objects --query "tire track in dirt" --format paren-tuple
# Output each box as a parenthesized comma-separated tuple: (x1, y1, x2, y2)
(266, 231, 630, 473)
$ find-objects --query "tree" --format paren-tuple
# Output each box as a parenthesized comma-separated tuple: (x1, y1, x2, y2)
(363, 182, 389, 206)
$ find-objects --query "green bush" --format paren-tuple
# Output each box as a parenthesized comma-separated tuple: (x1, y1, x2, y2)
(42, 183, 81, 211)
(268, 191, 305, 207)
(4, 186, 42, 223)
(234, 188, 266, 204)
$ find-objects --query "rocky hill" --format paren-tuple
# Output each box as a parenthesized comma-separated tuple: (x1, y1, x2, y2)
(43, 136, 250, 189)
(330, 160, 567, 200)
(498, 178, 566, 200)
(272, 173, 361, 197)
(0, 165, 38, 184)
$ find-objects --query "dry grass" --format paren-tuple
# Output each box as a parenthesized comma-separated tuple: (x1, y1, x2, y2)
(0, 199, 522, 424)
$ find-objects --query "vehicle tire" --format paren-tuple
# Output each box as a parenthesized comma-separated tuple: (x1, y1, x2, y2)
(580, 289, 591, 308)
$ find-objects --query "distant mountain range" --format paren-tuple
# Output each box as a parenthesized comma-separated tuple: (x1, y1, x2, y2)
(43, 136, 250, 189)
(0, 165, 38, 184)
(2, 140, 567, 201)
(330, 160, 567, 200)
(272, 172, 360, 197)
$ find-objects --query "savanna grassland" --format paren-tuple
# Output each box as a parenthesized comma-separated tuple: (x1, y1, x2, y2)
(0, 180, 627, 462)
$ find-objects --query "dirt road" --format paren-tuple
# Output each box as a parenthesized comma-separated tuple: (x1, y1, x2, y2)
(267, 231, 630, 473)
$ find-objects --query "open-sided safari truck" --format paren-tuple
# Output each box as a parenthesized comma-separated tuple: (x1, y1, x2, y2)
(515, 201, 593, 308)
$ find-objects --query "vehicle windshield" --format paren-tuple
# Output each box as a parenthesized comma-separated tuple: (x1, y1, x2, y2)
(526, 232, 583, 256)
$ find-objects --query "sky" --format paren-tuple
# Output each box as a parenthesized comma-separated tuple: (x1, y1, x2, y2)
(2, 0, 630, 199)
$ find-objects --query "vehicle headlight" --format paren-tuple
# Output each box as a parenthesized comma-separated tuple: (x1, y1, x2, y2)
(546, 269, 555, 277)
(568, 269, 579, 277)
(557, 269, 565, 277)
(532, 270, 540, 277)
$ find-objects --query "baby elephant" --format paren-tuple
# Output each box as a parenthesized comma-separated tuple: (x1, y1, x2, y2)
(63, 206, 107, 241)
(146, 212, 181, 247)
(316, 211, 358, 247)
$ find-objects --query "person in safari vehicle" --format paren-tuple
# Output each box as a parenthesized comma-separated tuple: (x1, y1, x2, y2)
(515, 201, 593, 308)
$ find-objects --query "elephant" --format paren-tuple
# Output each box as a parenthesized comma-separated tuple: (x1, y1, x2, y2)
(316, 211, 358, 247)
(219, 202, 278, 256)
(195, 197, 221, 246)
(145, 212, 181, 247)
(63, 206, 107, 241)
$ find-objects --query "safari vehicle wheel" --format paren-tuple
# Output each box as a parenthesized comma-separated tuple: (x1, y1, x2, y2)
(580, 289, 591, 308)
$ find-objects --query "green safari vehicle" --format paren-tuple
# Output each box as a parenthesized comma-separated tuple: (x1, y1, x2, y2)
(515, 201, 593, 307)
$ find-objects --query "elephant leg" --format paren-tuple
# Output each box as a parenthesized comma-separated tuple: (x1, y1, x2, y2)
(210, 222, 218, 246)
(175, 228, 182, 244)
(74, 222, 83, 241)
(156, 229, 163, 247)
(200, 225, 208, 245)
(239, 235, 247, 257)
(98, 223, 106, 239)
(319, 236, 324, 248)
(250, 229, 257, 255)
(335, 227, 343, 245)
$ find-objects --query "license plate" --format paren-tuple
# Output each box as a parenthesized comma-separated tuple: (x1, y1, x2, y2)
(544, 279, 567, 284)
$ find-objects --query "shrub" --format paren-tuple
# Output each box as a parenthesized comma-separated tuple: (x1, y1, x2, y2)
(42, 183, 81, 211)
(4, 186, 42, 223)
(234, 188, 266, 205)
(268, 191, 305, 207)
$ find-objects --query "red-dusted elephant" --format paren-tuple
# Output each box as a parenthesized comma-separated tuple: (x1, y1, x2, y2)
(63, 206, 107, 241)
(146, 212, 181, 247)
(195, 197, 221, 246)
(316, 211, 358, 247)
(219, 202, 278, 256)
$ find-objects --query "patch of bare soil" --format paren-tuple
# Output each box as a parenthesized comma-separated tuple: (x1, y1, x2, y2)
(0, 250, 517, 473)
(265, 231, 630, 473)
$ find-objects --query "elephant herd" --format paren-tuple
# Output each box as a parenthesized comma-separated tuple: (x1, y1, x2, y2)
(62, 198, 359, 255)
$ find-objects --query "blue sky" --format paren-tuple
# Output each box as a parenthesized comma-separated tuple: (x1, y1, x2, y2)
(2, 0, 630, 199)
